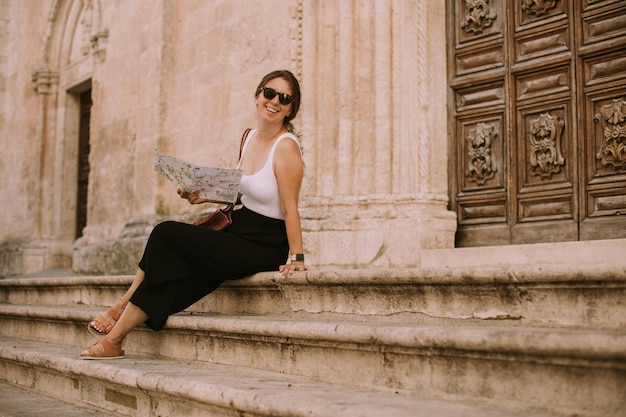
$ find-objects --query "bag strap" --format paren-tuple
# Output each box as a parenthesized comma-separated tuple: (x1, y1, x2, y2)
(238, 128, 251, 161)
(229, 128, 251, 210)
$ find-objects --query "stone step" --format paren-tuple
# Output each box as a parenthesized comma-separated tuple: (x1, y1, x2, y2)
(0, 380, 121, 417)
(421, 238, 626, 268)
(0, 304, 624, 416)
(0, 274, 130, 308)
(0, 336, 563, 417)
(2, 261, 625, 329)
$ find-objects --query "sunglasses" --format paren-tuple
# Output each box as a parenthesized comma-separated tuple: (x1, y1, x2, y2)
(261, 87, 294, 105)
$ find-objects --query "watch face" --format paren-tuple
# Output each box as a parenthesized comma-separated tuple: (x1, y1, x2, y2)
(295, 254, 304, 262)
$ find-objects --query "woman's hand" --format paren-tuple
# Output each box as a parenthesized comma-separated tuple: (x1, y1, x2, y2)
(177, 189, 208, 205)
(278, 261, 309, 278)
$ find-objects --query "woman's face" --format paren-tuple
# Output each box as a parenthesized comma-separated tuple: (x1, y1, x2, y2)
(256, 77, 293, 125)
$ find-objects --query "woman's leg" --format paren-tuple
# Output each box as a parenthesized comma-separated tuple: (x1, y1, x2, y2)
(80, 301, 148, 359)
(88, 268, 145, 335)
(103, 302, 148, 345)
(121, 268, 145, 305)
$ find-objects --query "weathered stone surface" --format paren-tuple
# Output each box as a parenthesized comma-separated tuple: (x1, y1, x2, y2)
(0, 0, 454, 277)
(0, 337, 574, 417)
(0, 380, 119, 417)
(1, 257, 624, 415)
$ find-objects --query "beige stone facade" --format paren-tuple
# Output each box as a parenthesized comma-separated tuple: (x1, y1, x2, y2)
(0, 0, 455, 277)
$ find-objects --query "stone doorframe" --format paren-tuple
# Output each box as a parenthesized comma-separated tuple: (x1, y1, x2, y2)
(26, 0, 107, 273)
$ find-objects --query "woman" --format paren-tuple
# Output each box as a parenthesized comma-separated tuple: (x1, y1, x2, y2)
(81, 70, 309, 359)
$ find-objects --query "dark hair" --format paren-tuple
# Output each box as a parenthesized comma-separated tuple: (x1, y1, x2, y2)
(255, 70, 301, 133)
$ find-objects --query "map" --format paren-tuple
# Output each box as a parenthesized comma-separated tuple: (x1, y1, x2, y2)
(153, 148, 243, 204)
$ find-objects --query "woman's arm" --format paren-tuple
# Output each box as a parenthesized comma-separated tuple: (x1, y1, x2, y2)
(177, 189, 230, 205)
(274, 138, 309, 277)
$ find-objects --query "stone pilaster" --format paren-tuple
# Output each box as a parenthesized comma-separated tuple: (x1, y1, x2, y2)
(25, 66, 65, 274)
(299, 0, 455, 268)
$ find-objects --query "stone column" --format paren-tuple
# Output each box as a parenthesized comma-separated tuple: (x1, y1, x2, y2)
(299, 0, 455, 268)
(27, 67, 61, 273)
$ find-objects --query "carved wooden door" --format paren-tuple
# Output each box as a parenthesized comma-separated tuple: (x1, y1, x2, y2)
(448, 0, 626, 246)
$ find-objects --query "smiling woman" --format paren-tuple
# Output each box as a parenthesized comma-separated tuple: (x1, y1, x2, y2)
(80, 70, 309, 360)
(254, 70, 301, 135)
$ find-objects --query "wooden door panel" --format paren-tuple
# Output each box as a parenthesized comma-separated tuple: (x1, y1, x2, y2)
(578, 1, 626, 240)
(582, 0, 626, 13)
(511, 0, 576, 245)
(581, 5, 626, 49)
(516, 0, 570, 31)
(449, 0, 626, 246)
(512, 216, 578, 244)
(587, 187, 626, 217)
(456, 223, 511, 247)
(459, 115, 505, 192)
(454, 0, 503, 46)
(456, 112, 507, 232)
(518, 194, 574, 221)
(450, 0, 507, 247)
(514, 25, 570, 64)
(458, 199, 508, 225)
(517, 101, 574, 194)
(514, 97, 577, 242)
(582, 89, 626, 241)
(587, 91, 626, 182)
(515, 65, 571, 102)
(583, 51, 626, 88)
(455, 43, 504, 77)
(579, 0, 626, 240)
(455, 81, 506, 112)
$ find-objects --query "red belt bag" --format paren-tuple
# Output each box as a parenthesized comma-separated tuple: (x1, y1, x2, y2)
(191, 128, 250, 231)
(193, 204, 234, 230)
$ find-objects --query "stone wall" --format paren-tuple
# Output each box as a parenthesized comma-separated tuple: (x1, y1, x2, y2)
(0, 0, 455, 277)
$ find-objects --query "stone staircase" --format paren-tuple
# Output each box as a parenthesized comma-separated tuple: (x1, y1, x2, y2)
(0, 240, 625, 416)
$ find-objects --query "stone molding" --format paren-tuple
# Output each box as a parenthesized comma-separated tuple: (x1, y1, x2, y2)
(90, 29, 108, 63)
(31, 67, 59, 95)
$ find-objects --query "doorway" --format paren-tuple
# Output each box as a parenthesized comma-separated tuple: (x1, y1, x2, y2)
(447, 0, 626, 246)
(75, 89, 92, 239)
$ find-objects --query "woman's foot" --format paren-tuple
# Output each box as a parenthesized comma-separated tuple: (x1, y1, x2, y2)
(80, 338, 124, 360)
(87, 299, 126, 336)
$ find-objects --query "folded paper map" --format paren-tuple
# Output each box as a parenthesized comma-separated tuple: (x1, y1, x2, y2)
(153, 148, 243, 204)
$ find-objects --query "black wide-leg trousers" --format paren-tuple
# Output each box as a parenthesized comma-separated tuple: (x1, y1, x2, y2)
(130, 206, 288, 330)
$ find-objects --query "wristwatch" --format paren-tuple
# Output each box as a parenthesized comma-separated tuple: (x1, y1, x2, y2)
(291, 253, 305, 262)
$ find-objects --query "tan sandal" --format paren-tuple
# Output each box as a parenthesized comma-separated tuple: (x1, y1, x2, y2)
(80, 338, 124, 360)
(87, 299, 126, 336)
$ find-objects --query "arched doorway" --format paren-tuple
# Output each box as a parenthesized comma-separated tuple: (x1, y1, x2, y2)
(29, 0, 107, 270)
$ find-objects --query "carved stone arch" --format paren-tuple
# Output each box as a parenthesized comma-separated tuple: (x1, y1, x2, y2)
(27, 0, 107, 273)
(39, 0, 106, 69)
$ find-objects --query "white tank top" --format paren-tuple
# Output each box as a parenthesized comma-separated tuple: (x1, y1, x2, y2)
(237, 129, 302, 220)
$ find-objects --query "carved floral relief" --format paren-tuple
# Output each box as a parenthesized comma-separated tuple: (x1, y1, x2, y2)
(466, 122, 498, 185)
(461, 0, 497, 34)
(79, 0, 94, 56)
(595, 97, 626, 170)
(528, 112, 565, 179)
(521, 0, 559, 17)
